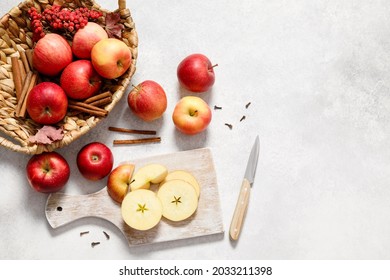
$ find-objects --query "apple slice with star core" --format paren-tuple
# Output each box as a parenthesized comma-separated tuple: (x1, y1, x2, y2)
(157, 179, 198, 222)
(130, 163, 168, 191)
(121, 189, 163, 231)
(160, 170, 200, 198)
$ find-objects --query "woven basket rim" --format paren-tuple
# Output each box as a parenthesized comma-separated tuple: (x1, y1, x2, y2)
(0, 0, 138, 155)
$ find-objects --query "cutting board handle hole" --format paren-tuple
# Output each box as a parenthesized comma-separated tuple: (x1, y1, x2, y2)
(56, 206, 63, 212)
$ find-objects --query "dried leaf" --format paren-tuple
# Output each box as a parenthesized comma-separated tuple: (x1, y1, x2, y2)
(29, 125, 64, 144)
(105, 12, 124, 38)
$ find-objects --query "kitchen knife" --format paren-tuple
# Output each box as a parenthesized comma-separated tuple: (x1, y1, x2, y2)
(229, 135, 260, 241)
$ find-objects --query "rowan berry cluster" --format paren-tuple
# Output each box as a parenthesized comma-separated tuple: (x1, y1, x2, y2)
(28, 5, 103, 41)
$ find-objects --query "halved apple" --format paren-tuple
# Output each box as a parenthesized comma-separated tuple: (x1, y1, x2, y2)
(107, 163, 135, 203)
(121, 189, 163, 231)
(157, 179, 198, 222)
(130, 163, 168, 191)
(160, 170, 200, 198)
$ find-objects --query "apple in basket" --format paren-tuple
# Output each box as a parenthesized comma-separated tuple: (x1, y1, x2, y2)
(127, 80, 168, 121)
(177, 53, 216, 93)
(60, 60, 103, 100)
(172, 96, 212, 135)
(91, 38, 132, 79)
(26, 152, 70, 193)
(72, 22, 108, 59)
(26, 82, 68, 125)
(32, 33, 73, 77)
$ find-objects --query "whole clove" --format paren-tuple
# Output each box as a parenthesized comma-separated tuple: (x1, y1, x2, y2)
(245, 102, 251, 109)
(214, 105, 222, 110)
(103, 231, 110, 240)
(225, 123, 233, 130)
(240, 116, 246, 122)
(80, 231, 89, 237)
(91, 242, 100, 248)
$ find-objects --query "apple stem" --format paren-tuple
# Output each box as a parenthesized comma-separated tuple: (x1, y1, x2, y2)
(127, 179, 135, 186)
(131, 84, 141, 92)
(210, 64, 218, 70)
(190, 110, 198, 117)
(91, 155, 99, 162)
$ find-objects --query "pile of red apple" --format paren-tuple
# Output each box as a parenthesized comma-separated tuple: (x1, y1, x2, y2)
(26, 52, 218, 194)
(27, 22, 132, 125)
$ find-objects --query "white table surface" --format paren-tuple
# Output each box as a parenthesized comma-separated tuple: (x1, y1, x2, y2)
(1, 0, 390, 260)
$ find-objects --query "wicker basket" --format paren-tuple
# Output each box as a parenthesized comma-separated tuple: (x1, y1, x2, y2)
(0, 0, 138, 154)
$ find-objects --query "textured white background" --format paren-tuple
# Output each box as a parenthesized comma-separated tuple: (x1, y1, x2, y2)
(1, 0, 390, 259)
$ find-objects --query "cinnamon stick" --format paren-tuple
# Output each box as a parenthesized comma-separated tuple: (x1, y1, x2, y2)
(113, 137, 161, 145)
(68, 94, 112, 116)
(68, 100, 108, 113)
(18, 60, 26, 82)
(84, 91, 112, 104)
(11, 57, 22, 100)
(15, 71, 33, 117)
(25, 49, 34, 70)
(15, 71, 38, 118)
(20, 50, 30, 74)
(67, 104, 108, 117)
(108, 126, 157, 135)
(18, 72, 38, 118)
(89, 97, 112, 107)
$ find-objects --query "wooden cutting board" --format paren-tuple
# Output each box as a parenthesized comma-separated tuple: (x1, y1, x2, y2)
(45, 148, 224, 246)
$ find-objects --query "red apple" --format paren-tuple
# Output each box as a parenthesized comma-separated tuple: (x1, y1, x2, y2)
(26, 82, 68, 125)
(177, 54, 216, 93)
(32, 33, 73, 77)
(72, 22, 108, 59)
(77, 142, 114, 181)
(91, 38, 132, 79)
(172, 96, 212, 135)
(107, 164, 135, 203)
(60, 60, 102, 100)
(26, 152, 70, 193)
(127, 80, 167, 121)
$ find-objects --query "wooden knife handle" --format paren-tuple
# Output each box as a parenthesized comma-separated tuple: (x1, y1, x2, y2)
(229, 178, 251, 240)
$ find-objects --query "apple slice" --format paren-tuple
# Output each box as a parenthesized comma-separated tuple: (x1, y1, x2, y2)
(160, 170, 200, 198)
(130, 163, 168, 191)
(107, 163, 135, 203)
(121, 189, 163, 231)
(157, 179, 198, 222)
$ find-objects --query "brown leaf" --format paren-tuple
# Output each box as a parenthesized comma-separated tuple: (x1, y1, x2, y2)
(29, 126, 64, 145)
(105, 12, 124, 38)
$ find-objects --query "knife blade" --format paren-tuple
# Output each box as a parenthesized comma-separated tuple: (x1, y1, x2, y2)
(229, 135, 260, 240)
